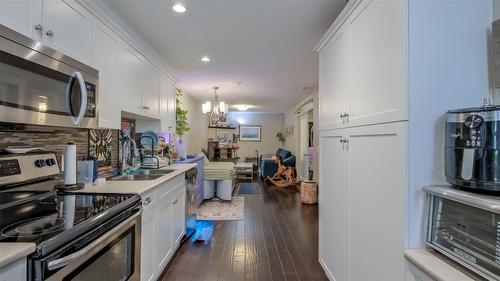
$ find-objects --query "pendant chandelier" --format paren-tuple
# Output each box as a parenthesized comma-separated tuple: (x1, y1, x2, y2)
(202, 86, 229, 122)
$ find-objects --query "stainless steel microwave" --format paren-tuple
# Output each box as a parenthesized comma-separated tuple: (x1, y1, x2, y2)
(0, 25, 98, 128)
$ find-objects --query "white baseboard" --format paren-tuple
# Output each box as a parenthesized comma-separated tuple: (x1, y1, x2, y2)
(319, 257, 336, 281)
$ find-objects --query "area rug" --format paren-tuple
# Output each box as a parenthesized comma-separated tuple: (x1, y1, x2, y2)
(197, 196, 244, 221)
(237, 182, 258, 194)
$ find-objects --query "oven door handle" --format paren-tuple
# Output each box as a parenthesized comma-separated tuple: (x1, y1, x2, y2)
(47, 211, 140, 271)
(66, 71, 88, 126)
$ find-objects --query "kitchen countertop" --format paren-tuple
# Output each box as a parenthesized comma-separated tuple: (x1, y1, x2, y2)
(77, 163, 197, 195)
(405, 249, 485, 281)
(0, 243, 36, 268)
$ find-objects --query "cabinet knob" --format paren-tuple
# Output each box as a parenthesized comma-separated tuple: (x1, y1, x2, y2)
(34, 24, 43, 32)
(143, 106, 150, 110)
(45, 30, 54, 37)
(173, 200, 178, 204)
(143, 197, 152, 206)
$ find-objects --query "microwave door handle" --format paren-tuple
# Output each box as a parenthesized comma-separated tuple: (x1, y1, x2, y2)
(66, 71, 87, 125)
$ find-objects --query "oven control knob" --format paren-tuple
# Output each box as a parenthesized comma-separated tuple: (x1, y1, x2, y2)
(35, 159, 46, 167)
(46, 158, 56, 166)
(464, 115, 483, 129)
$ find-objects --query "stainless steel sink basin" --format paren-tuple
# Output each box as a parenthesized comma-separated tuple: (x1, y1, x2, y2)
(109, 174, 164, 181)
(138, 169, 175, 175)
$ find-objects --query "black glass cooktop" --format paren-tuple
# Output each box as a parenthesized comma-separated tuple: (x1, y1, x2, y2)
(0, 190, 138, 244)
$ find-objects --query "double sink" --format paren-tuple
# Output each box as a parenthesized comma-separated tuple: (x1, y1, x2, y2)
(109, 169, 175, 181)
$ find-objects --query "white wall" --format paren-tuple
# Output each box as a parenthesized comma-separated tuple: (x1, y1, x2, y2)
(407, 0, 492, 248)
(178, 92, 207, 155)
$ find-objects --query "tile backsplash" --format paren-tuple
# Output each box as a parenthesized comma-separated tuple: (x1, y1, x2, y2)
(0, 128, 119, 168)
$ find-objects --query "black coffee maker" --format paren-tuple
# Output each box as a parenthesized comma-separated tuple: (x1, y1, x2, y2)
(445, 102, 500, 192)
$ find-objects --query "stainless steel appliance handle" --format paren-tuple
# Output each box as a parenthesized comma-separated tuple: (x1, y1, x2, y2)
(66, 71, 88, 125)
(47, 211, 140, 271)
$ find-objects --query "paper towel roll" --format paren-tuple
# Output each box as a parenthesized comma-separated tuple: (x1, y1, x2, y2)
(64, 143, 77, 185)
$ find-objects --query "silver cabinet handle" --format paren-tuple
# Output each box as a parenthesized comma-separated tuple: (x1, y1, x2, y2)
(172, 200, 178, 204)
(34, 24, 43, 32)
(143, 106, 150, 110)
(45, 30, 54, 37)
(143, 197, 152, 206)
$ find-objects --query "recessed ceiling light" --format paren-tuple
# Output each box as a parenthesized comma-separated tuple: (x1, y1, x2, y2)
(236, 105, 249, 111)
(201, 56, 211, 62)
(172, 3, 186, 13)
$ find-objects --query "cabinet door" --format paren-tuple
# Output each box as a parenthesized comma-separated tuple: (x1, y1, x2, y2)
(172, 185, 185, 246)
(319, 26, 350, 131)
(347, 0, 406, 127)
(0, 0, 42, 41)
(167, 83, 177, 133)
(142, 62, 159, 117)
(160, 75, 176, 133)
(121, 45, 144, 115)
(346, 122, 406, 281)
(41, 0, 92, 64)
(0, 258, 27, 281)
(318, 129, 348, 281)
(155, 193, 173, 272)
(91, 20, 121, 129)
(141, 209, 157, 281)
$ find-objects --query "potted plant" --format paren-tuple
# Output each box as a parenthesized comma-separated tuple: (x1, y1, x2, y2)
(174, 88, 190, 159)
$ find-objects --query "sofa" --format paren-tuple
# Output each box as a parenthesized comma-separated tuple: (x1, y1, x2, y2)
(260, 148, 296, 178)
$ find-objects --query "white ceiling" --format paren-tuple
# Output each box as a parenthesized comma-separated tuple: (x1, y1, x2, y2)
(100, 0, 346, 113)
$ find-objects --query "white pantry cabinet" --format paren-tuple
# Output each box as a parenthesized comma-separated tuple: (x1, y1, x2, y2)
(140, 175, 186, 281)
(0, 258, 27, 281)
(0, 0, 92, 64)
(319, 123, 406, 281)
(317, 0, 491, 280)
(318, 129, 348, 281)
(91, 19, 121, 129)
(317, 0, 407, 130)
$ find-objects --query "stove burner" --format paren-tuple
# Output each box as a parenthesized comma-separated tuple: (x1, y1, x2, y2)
(1, 216, 65, 238)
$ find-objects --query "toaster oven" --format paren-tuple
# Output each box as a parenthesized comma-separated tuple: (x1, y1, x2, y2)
(424, 185, 500, 280)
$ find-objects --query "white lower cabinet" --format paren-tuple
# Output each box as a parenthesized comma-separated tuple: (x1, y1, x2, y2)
(319, 122, 407, 281)
(0, 258, 27, 281)
(140, 175, 186, 281)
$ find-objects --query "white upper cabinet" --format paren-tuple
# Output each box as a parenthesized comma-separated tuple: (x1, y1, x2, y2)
(318, 0, 407, 130)
(42, 0, 92, 64)
(91, 20, 121, 129)
(0, 0, 42, 40)
(347, 0, 406, 127)
(319, 26, 350, 131)
(142, 62, 160, 118)
(160, 75, 176, 134)
(121, 45, 145, 115)
(0, 0, 92, 64)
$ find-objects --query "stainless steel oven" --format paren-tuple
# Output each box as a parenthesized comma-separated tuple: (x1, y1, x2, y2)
(38, 211, 141, 281)
(0, 25, 98, 128)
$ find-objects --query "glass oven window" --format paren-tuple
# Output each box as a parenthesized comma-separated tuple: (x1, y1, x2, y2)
(0, 51, 95, 117)
(64, 228, 135, 281)
(428, 196, 500, 279)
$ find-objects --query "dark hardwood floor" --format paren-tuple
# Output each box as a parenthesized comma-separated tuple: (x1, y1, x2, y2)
(161, 178, 328, 281)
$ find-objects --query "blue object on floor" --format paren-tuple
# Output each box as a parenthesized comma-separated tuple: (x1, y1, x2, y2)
(238, 182, 258, 194)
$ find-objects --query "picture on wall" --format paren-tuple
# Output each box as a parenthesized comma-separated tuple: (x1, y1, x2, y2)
(239, 125, 262, 142)
(215, 130, 232, 145)
(89, 129, 114, 168)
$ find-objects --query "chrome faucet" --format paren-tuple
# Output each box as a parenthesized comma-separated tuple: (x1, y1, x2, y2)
(120, 130, 139, 175)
